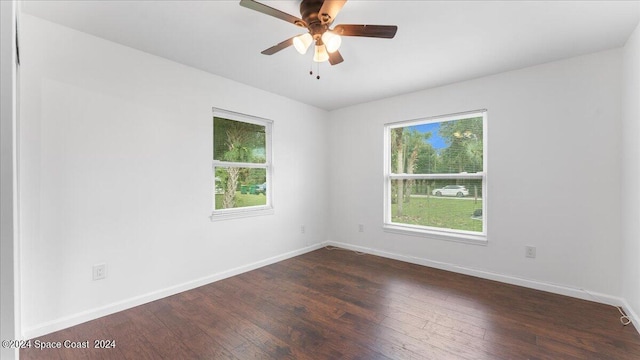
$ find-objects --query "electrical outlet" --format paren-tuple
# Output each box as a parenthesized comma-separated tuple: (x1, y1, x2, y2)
(358, 224, 364, 232)
(525, 246, 536, 259)
(93, 263, 107, 280)
(301, 225, 305, 234)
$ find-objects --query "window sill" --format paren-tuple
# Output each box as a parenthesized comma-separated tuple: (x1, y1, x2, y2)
(210, 206, 274, 221)
(383, 223, 487, 245)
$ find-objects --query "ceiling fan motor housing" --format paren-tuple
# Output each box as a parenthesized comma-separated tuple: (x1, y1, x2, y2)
(300, 0, 330, 39)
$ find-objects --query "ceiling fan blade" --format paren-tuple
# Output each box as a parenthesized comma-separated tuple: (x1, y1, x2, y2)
(240, 0, 307, 27)
(261, 37, 295, 55)
(328, 50, 344, 65)
(333, 24, 398, 38)
(318, 0, 347, 25)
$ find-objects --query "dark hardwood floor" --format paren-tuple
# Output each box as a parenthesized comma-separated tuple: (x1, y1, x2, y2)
(21, 247, 640, 359)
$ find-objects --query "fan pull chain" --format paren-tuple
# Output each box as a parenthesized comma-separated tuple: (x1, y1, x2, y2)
(309, 59, 321, 80)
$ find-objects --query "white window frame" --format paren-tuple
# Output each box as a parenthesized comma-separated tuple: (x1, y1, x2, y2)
(383, 110, 488, 244)
(210, 108, 274, 220)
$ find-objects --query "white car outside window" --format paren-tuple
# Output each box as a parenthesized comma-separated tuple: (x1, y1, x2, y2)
(432, 185, 469, 197)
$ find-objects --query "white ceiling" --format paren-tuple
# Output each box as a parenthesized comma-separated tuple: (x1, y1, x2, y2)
(21, 0, 640, 110)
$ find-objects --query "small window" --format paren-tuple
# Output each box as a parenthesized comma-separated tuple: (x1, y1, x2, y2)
(384, 110, 487, 243)
(211, 109, 273, 220)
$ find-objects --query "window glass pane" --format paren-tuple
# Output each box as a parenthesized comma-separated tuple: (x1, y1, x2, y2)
(214, 117, 266, 164)
(390, 179, 483, 232)
(215, 167, 267, 209)
(390, 116, 483, 174)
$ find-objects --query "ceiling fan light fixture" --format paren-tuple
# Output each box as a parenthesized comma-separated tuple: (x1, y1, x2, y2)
(321, 31, 342, 53)
(293, 33, 313, 54)
(313, 44, 330, 62)
(240, 0, 399, 66)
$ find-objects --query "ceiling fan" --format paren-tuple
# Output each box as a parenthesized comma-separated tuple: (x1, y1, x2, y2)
(239, 0, 398, 66)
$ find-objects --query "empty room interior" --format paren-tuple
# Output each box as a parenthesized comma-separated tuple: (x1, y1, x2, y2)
(3, 0, 640, 359)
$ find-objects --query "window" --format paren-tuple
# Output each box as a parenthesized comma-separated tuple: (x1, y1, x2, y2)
(211, 108, 273, 220)
(384, 110, 487, 243)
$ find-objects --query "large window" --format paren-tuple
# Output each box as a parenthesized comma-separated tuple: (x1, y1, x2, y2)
(384, 110, 487, 243)
(211, 108, 273, 220)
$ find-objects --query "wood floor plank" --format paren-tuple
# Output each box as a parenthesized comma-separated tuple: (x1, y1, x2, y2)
(259, 263, 387, 324)
(237, 273, 394, 359)
(187, 292, 266, 354)
(199, 283, 316, 360)
(21, 247, 640, 359)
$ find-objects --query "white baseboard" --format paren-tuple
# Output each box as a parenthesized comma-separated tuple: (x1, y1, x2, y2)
(323, 240, 627, 308)
(22, 242, 325, 339)
(620, 298, 640, 335)
(24, 240, 640, 339)
(324, 240, 640, 336)
(324, 241, 640, 335)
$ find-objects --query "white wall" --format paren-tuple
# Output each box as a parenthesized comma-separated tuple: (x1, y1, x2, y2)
(622, 13, 640, 327)
(18, 14, 328, 338)
(1, 1, 19, 359)
(327, 49, 624, 301)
